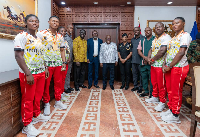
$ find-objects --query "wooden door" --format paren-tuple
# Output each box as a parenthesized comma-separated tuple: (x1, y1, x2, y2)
(73, 23, 120, 81)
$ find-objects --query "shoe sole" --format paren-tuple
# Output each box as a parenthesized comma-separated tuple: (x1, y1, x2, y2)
(160, 113, 170, 117)
(54, 105, 67, 110)
(31, 119, 50, 125)
(145, 100, 159, 103)
(162, 119, 181, 124)
(22, 130, 40, 137)
(154, 107, 165, 112)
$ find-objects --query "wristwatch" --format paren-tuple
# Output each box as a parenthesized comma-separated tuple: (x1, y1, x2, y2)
(125, 58, 127, 61)
(63, 62, 67, 64)
(168, 64, 173, 68)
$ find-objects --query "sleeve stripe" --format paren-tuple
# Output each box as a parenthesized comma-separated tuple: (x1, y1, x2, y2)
(161, 45, 167, 47)
(180, 45, 188, 48)
(14, 48, 24, 51)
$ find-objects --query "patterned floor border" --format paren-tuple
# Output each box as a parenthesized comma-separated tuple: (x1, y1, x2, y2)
(77, 89, 102, 137)
(38, 89, 81, 137)
(113, 89, 143, 137)
(134, 92, 187, 137)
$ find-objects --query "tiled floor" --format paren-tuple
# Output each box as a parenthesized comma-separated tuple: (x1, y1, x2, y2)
(16, 80, 200, 137)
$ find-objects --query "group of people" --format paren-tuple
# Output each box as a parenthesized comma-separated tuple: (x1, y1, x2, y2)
(14, 13, 193, 137)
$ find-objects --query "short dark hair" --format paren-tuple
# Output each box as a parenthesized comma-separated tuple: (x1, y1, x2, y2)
(25, 14, 39, 23)
(122, 33, 128, 38)
(58, 26, 65, 32)
(133, 27, 140, 31)
(174, 17, 185, 23)
(156, 22, 164, 27)
(80, 29, 86, 34)
(49, 16, 59, 21)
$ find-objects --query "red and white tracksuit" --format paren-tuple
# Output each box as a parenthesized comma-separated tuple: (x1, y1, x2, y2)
(19, 72, 45, 126)
(165, 65, 189, 114)
(43, 66, 63, 103)
(151, 66, 167, 103)
(61, 65, 68, 93)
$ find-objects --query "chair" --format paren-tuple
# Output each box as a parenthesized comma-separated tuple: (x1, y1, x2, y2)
(190, 64, 200, 137)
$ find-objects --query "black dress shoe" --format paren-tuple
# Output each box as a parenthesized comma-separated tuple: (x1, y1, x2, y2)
(64, 89, 71, 93)
(139, 92, 149, 97)
(131, 87, 138, 92)
(110, 85, 114, 90)
(120, 85, 125, 89)
(88, 85, 92, 89)
(75, 87, 80, 91)
(137, 89, 143, 93)
(69, 87, 74, 91)
(125, 86, 129, 90)
(80, 85, 87, 88)
(102, 86, 106, 90)
(94, 85, 100, 88)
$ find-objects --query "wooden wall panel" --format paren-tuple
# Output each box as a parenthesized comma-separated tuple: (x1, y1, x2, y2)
(52, 4, 135, 43)
(197, 6, 200, 32)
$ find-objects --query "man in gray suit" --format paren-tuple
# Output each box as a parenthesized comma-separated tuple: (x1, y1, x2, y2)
(64, 25, 74, 93)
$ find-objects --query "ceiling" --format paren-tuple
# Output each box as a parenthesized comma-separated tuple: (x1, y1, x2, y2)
(54, 0, 200, 6)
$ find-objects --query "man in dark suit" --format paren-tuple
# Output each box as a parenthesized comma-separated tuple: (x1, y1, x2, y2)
(87, 30, 103, 89)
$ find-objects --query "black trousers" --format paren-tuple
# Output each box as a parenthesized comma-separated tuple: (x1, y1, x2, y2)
(119, 61, 131, 86)
(132, 63, 143, 90)
(102, 63, 115, 87)
(74, 62, 86, 87)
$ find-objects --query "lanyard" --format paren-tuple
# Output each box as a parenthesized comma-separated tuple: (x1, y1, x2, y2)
(168, 30, 184, 50)
(47, 29, 58, 50)
(152, 33, 165, 52)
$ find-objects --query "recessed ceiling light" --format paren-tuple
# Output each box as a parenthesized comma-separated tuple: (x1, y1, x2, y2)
(61, 2, 65, 5)
(93, 2, 98, 4)
(127, 2, 131, 4)
(120, 5, 125, 6)
(167, 2, 173, 4)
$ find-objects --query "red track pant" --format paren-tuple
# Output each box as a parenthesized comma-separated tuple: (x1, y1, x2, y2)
(19, 72, 45, 126)
(165, 65, 189, 115)
(151, 66, 167, 103)
(61, 65, 68, 93)
(43, 66, 62, 103)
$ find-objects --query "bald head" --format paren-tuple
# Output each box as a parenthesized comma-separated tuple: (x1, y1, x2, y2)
(144, 27, 152, 38)
(66, 24, 73, 35)
(105, 35, 111, 44)
(155, 22, 165, 36)
(133, 27, 141, 37)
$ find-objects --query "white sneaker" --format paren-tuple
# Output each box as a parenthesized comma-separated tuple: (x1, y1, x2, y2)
(61, 93, 69, 102)
(44, 103, 51, 116)
(22, 124, 40, 137)
(154, 102, 165, 112)
(31, 114, 51, 124)
(160, 109, 171, 117)
(54, 101, 67, 110)
(62, 92, 70, 97)
(145, 96, 159, 103)
(161, 113, 181, 123)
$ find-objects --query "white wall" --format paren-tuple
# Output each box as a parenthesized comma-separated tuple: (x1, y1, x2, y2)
(0, 39, 18, 72)
(38, 0, 51, 31)
(134, 6, 196, 34)
(0, 0, 51, 73)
